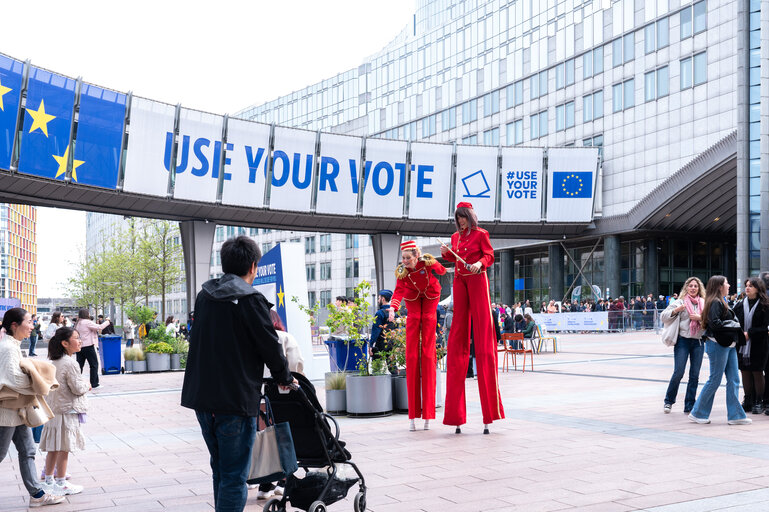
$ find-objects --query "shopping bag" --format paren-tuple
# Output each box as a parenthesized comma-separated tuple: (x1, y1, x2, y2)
(247, 396, 298, 484)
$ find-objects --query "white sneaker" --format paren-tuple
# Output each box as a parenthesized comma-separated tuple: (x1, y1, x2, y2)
(688, 413, 711, 424)
(409, 419, 416, 432)
(423, 420, 430, 430)
(273, 485, 284, 496)
(663, 403, 672, 414)
(29, 493, 65, 507)
(52, 481, 83, 495)
(728, 418, 753, 425)
(256, 489, 274, 500)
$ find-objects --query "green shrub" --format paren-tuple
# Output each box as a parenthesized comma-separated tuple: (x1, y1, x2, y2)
(144, 342, 173, 354)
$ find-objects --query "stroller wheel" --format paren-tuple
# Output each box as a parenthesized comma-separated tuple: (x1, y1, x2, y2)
(354, 491, 366, 512)
(309, 500, 327, 512)
(262, 497, 284, 512)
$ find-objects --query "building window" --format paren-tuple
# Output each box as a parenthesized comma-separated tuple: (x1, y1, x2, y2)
(307, 291, 316, 307)
(623, 79, 635, 109)
(657, 17, 669, 49)
(530, 70, 548, 99)
(442, 107, 456, 130)
(320, 290, 331, 307)
(555, 59, 575, 90)
(613, 80, 634, 112)
(262, 242, 272, 254)
(306, 264, 316, 281)
(612, 39, 622, 67)
(506, 81, 523, 108)
(693, 51, 707, 85)
(583, 90, 603, 122)
(345, 257, 359, 278)
(530, 110, 548, 139)
(582, 51, 593, 78)
(645, 66, 669, 101)
(644, 23, 655, 55)
(215, 226, 224, 242)
(483, 127, 499, 145)
(422, 115, 436, 137)
(345, 234, 358, 249)
(305, 236, 315, 254)
(462, 99, 477, 123)
(320, 262, 332, 280)
(693, 1, 707, 34)
(555, 102, 574, 131)
(680, 6, 692, 39)
(319, 233, 331, 252)
(680, 56, 693, 89)
(623, 33, 634, 63)
(506, 120, 523, 145)
(594, 46, 604, 75)
(462, 134, 477, 145)
(483, 90, 499, 116)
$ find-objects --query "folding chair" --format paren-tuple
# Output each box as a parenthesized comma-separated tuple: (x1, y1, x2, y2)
(500, 333, 522, 372)
(535, 324, 558, 353)
(506, 333, 533, 372)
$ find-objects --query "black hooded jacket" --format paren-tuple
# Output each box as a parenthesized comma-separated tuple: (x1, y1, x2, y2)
(181, 273, 292, 416)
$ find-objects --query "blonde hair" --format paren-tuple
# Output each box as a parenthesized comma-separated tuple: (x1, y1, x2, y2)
(678, 276, 705, 299)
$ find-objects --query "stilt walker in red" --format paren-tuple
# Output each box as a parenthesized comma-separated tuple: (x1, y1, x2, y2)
(389, 240, 447, 432)
(441, 202, 505, 434)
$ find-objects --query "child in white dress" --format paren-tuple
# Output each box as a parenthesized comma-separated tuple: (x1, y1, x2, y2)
(39, 327, 90, 495)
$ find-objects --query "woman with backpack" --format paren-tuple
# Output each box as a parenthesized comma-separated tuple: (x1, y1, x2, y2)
(688, 275, 752, 425)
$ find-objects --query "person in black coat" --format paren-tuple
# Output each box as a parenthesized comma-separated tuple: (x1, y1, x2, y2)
(734, 277, 769, 414)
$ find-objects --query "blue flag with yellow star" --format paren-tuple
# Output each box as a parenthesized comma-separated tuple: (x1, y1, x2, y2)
(18, 67, 76, 180)
(73, 84, 126, 188)
(0, 55, 24, 171)
(552, 171, 593, 198)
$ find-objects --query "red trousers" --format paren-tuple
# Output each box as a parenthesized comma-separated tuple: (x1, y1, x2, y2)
(405, 296, 438, 420)
(443, 272, 504, 425)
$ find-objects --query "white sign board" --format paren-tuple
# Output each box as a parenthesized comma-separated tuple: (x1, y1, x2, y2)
(362, 138, 408, 218)
(220, 119, 271, 208)
(172, 108, 223, 203)
(455, 145, 498, 222)
(122, 97, 175, 196)
(268, 127, 316, 212)
(546, 147, 599, 223)
(408, 142, 453, 220)
(500, 147, 543, 222)
(315, 133, 362, 216)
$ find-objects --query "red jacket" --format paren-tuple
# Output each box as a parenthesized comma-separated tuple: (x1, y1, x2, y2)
(391, 259, 447, 311)
(442, 227, 495, 277)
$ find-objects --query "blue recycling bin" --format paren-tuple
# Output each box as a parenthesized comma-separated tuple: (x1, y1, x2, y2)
(325, 336, 367, 372)
(98, 335, 122, 375)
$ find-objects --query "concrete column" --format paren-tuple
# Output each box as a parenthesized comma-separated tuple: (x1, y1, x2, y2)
(604, 235, 621, 300)
(371, 233, 401, 294)
(644, 239, 659, 296)
(548, 243, 564, 302)
(180, 220, 216, 313)
(737, 0, 750, 278)
(499, 249, 514, 305)
(724, 241, 736, 285)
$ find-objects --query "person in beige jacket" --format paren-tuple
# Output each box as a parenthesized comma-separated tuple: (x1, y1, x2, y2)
(39, 326, 90, 496)
(0, 307, 65, 507)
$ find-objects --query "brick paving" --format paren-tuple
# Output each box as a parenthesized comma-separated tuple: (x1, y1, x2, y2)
(2, 332, 768, 511)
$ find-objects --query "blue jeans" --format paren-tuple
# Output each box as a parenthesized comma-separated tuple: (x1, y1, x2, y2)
(29, 335, 38, 355)
(195, 411, 256, 512)
(690, 341, 746, 421)
(664, 336, 704, 411)
(0, 425, 42, 496)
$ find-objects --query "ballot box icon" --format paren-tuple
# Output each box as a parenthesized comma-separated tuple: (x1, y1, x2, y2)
(461, 170, 491, 198)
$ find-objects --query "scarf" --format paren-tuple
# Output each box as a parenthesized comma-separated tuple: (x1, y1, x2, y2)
(739, 297, 759, 363)
(683, 294, 704, 338)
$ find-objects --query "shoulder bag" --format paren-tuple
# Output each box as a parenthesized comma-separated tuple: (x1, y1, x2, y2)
(661, 312, 681, 347)
(247, 395, 298, 485)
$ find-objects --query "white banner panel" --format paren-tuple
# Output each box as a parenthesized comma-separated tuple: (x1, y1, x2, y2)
(172, 108, 223, 202)
(533, 312, 609, 332)
(221, 119, 270, 208)
(408, 142, 453, 220)
(122, 97, 175, 196)
(362, 138, 408, 218)
(455, 145, 498, 222)
(316, 133, 362, 216)
(269, 127, 316, 212)
(500, 147, 544, 222)
(546, 147, 599, 223)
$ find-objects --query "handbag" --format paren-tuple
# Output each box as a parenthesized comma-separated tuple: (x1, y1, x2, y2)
(19, 397, 54, 428)
(712, 319, 745, 348)
(661, 309, 681, 347)
(247, 396, 298, 485)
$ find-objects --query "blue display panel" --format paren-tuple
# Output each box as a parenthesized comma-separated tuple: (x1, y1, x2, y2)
(0, 55, 24, 171)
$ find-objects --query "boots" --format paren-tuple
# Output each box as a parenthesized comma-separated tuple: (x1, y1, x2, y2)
(753, 401, 765, 415)
(742, 393, 754, 413)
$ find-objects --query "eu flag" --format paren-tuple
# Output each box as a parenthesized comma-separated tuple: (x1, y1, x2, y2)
(0, 55, 24, 171)
(18, 67, 76, 180)
(552, 171, 592, 198)
(73, 84, 126, 189)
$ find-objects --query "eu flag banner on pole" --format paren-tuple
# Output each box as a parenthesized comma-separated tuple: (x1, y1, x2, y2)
(73, 84, 126, 189)
(18, 67, 76, 180)
(0, 55, 24, 171)
(552, 171, 593, 198)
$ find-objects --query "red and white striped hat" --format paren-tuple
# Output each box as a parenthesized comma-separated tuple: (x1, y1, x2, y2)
(400, 240, 418, 251)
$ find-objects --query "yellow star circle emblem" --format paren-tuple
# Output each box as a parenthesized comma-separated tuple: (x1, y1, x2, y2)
(277, 285, 285, 308)
(27, 99, 56, 137)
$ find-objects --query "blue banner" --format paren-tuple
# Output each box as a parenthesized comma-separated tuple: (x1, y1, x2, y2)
(17, 67, 76, 179)
(0, 55, 24, 171)
(74, 84, 126, 188)
(252, 243, 287, 329)
(552, 171, 593, 198)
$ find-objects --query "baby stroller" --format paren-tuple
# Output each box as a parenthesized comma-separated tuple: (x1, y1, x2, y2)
(260, 372, 366, 512)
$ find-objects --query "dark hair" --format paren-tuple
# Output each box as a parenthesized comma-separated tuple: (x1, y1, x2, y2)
(221, 236, 261, 276)
(78, 308, 90, 320)
(50, 311, 62, 325)
(523, 313, 534, 322)
(336, 296, 346, 303)
(514, 314, 523, 322)
(745, 277, 769, 307)
(48, 327, 76, 361)
(269, 310, 285, 331)
(166, 316, 174, 325)
(454, 206, 479, 232)
(1, 307, 27, 336)
(702, 275, 728, 329)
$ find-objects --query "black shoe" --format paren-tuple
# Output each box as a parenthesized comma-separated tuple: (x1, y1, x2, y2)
(753, 402, 765, 415)
(742, 400, 753, 412)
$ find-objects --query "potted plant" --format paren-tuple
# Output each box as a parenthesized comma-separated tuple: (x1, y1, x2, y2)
(144, 326, 174, 371)
(123, 347, 137, 373)
(169, 336, 188, 370)
(124, 304, 156, 347)
(385, 318, 408, 413)
(325, 372, 347, 415)
(133, 348, 147, 373)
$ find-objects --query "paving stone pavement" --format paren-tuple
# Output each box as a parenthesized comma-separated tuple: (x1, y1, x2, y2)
(2, 332, 768, 511)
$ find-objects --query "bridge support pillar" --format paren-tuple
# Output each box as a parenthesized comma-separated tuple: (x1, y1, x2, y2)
(180, 220, 216, 316)
(644, 238, 659, 297)
(548, 243, 565, 302)
(604, 235, 621, 300)
(499, 249, 514, 306)
(371, 233, 401, 296)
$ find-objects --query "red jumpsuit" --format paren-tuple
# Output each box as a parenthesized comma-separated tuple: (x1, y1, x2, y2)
(442, 227, 505, 426)
(391, 259, 447, 420)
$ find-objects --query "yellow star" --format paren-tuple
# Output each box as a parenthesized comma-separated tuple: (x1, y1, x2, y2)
(27, 98, 56, 137)
(52, 144, 85, 181)
(0, 78, 11, 111)
(277, 285, 285, 308)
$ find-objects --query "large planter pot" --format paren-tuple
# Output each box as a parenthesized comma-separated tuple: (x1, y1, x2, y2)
(170, 354, 182, 370)
(392, 375, 408, 413)
(346, 374, 392, 417)
(124, 360, 134, 373)
(146, 352, 171, 372)
(133, 360, 147, 373)
(325, 389, 347, 415)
